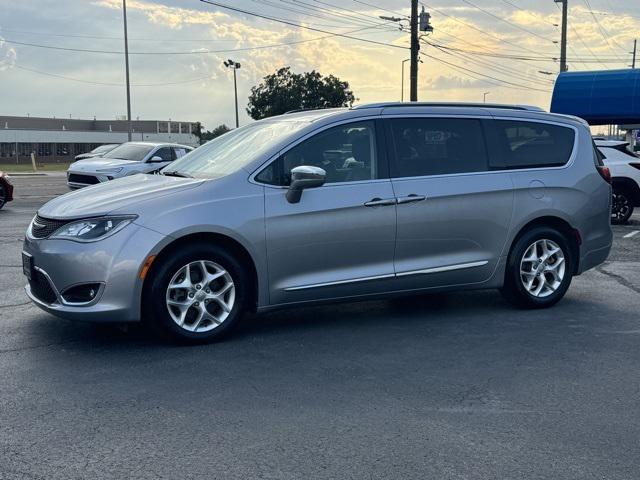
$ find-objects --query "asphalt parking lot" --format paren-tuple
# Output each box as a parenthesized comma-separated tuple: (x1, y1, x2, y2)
(1, 174, 640, 479)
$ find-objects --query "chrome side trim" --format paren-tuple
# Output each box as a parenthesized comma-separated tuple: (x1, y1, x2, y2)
(284, 261, 489, 291)
(284, 273, 395, 291)
(396, 261, 489, 277)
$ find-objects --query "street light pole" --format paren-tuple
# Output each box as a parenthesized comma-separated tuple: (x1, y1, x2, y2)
(122, 0, 132, 141)
(224, 59, 241, 128)
(483, 92, 490, 103)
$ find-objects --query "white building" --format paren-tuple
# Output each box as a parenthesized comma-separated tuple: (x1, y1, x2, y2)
(0, 115, 200, 164)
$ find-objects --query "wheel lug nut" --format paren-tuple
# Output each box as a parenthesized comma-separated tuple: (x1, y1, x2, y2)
(188, 293, 194, 298)
(194, 302, 199, 306)
(205, 289, 210, 293)
(196, 284, 201, 290)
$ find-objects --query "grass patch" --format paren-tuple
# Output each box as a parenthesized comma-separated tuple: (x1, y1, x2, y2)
(0, 163, 70, 173)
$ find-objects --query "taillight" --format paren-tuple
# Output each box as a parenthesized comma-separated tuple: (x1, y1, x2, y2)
(596, 165, 611, 184)
(630, 163, 640, 171)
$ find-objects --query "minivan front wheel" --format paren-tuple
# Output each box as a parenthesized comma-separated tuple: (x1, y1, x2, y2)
(146, 244, 248, 342)
(502, 227, 573, 309)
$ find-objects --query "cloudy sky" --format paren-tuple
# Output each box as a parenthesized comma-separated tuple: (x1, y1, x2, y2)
(0, 0, 638, 130)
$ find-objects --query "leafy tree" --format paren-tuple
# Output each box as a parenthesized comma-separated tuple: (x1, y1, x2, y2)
(199, 124, 231, 144)
(247, 67, 356, 120)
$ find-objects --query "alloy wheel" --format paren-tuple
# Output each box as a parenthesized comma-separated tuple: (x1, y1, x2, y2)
(519, 239, 566, 298)
(611, 192, 631, 224)
(165, 260, 235, 333)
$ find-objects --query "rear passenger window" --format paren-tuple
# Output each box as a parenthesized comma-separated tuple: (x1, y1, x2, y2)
(489, 120, 575, 169)
(389, 118, 488, 178)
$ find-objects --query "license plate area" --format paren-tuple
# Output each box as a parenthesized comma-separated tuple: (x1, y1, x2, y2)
(22, 252, 34, 280)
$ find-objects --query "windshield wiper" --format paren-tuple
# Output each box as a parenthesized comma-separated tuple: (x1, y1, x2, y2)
(162, 170, 194, 178)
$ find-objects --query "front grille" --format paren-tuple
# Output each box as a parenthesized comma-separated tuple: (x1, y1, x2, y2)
(68, 173, 99, 185)
(29, 270, 58, 304)
(31, 214, 72, 239)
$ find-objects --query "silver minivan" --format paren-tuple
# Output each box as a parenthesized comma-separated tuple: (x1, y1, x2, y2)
(23, 103, 613, 342)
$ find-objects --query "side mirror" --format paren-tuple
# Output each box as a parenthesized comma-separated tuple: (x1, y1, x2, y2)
(150, 155, 164, 162)
(286, 165, 326, 204)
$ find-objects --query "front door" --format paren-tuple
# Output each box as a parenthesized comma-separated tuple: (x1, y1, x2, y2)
(258, 120, 398, 304)
(386, 116, 514, 290)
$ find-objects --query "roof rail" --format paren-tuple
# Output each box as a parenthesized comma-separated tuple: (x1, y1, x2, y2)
(351, 102, 545, 112)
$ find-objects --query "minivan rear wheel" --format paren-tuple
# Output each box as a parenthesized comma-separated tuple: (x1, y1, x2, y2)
(146, 243, 248, 343)
(501, 227, 573, 309)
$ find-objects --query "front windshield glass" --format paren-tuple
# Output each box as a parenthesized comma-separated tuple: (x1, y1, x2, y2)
(103, 144, 154, 161)
(92, 144, 117, 154)
(164, 120, 308, 179)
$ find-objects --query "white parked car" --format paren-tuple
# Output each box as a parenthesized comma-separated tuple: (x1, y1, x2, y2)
(67, 142, 194, 189)
(595, 140, 640, 224)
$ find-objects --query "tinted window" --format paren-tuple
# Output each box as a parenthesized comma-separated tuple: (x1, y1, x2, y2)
(389, 118, 488, 178)
(152, 147, 173, 162)
(256, 121, 378, 186)
(165, 120, 307, 179)
(104, 144, 154, 162)
(490, 120, 575, 169)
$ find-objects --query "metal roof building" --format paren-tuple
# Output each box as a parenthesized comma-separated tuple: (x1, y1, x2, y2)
(0, 115, 199, 164)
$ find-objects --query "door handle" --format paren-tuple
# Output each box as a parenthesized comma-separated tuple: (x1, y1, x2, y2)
(364, 197, 397, 207)
(397, 194, 426, 205)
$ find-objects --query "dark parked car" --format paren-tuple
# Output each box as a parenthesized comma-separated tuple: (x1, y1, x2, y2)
(74, 144, 120, 162)
(0, 171, 14, 210)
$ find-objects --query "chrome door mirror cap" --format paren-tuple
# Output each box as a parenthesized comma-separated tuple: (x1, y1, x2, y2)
(286, 165, 326, 203)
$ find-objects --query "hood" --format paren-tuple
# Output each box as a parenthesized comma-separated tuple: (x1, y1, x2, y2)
(39, 174, 203, 219)
(70, 157, 143, 171)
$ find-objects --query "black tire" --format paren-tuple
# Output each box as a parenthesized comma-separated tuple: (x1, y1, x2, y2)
(501, 226, 573, 309)
(0, 183, 5, 210)
(145, 242, 249, 343)
(611, 188, 634, 225)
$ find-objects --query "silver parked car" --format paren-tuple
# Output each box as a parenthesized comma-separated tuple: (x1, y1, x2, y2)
(67, 141, 193, 189)
(24, 103, 612, 342)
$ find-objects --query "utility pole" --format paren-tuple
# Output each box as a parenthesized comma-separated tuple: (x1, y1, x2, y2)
(631, 39, 637, 68)
(122, 0, 132, 141)
(409, 0, 419, 102)
(555, 0, 568, 73)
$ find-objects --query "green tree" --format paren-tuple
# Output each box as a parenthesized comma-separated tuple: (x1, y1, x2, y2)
(247, 67, 356, 120)
(199, 124, 231, 144)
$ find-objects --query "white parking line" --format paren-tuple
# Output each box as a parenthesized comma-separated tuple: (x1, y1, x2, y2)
(624, 231, 640, 239)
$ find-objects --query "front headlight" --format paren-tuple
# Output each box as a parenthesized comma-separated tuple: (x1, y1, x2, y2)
(96, 167, 123, 173)
(49, 216, 137, 242)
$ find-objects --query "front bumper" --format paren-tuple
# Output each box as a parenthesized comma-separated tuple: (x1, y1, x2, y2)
(23, 222, 167, 323)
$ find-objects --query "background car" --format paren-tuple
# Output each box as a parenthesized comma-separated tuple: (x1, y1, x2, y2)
(66, 141, 194, 189)
(73, 144, 120, 162)
(595, 139, 640, 224)
(0, 171, 14, 210)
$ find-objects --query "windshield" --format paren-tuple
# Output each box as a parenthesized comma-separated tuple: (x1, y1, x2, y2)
(91, 144, 118, 154)
(163, 120, 308, 179)
(103, 144, 154, 162)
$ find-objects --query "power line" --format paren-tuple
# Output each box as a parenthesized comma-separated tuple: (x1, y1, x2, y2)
(349, 0, 409, 19)
(581, 0, 625, 61)
(199, 0, 408, 50)
(5, 62, 215, 87)
(419, 1, 554, 57)
(2, 21, 399, 55)
(457, 0, 555, 43)
(420, 51, 552, 93)
(425, 40, 555, 87)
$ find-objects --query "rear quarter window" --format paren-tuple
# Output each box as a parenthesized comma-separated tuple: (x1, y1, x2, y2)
(487, 120, 575, 170)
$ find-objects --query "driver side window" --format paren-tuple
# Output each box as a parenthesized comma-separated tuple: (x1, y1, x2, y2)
(256, 121, 378, 186)
(152, 147, 174, 162)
